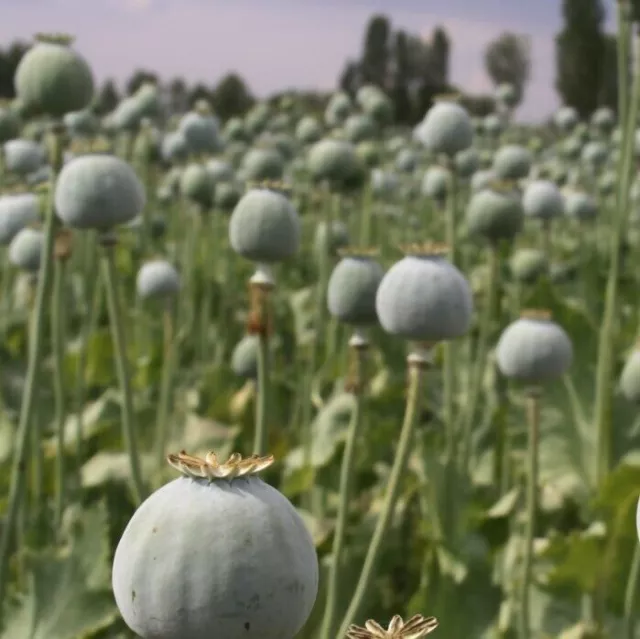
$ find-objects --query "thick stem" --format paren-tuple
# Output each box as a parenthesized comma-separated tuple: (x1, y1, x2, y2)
(253, 332, 270, 456)
(336, 357, 425, 636)
(623, 542, 640, 639)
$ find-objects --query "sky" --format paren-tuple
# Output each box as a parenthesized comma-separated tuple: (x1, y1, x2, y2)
(0, 0, 619, 122)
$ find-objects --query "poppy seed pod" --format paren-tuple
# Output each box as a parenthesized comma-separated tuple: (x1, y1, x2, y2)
(64, 108, 98, 138)
(0, 193, 40, 245)
(496, 83, 518, 109)
(466, 186, 524, 243)
(421, 166, 450, 201)
(455, 147, 480, 178)
(54, 154, 145, 230)
(112, 452, 319, 639)
(161, 131, 189, 164)
(241, 148, 284, 183)
(0, 107, 21, 143)
(483, 114, 503, 137)
(231, 334, 260, 380)
(581, 141, 608, 169)
(470, 169, 497, 193)
(215, 181, 243, 212)
(496, 310, 573, 384)
(564, 190, 598, 222)
(417, 100, 473, 156)
(324, 92, 352, 126)
(206, 159, 235, 184)
(620, 347, 640, 403)
(510, 248, 548, 284)
(395, 148, 417, 173)
(295, 116, 323, 145)
(554, 106, 579, 133)
(179, 110, 221, 155)
(9, 227, 43, 272)
(493, 145, 532, 180)
(136, 260, 180, 300)
(4, 139, 46, 176)
(307, 139, 363, 190)
(179, 163, 215, 209)
(591, 107, 616, 135)
(344, 114, 376, 143)
(229, 189, 300, 264)
(375, 244, 473, 342)
(522, 180, 564, 221)
(327, 251, 384, 326)
(14, 36, 94, 117)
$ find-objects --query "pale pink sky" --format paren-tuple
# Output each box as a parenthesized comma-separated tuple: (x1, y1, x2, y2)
(0, 0, 618, 122)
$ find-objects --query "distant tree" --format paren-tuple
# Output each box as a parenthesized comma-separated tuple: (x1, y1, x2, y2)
(125, 69, 159, 96)
(484, 32, 531, 106)
(212, 73, 254, 120)
(360, 14, 391, 88)
(0, 41, 29, 98)
(430, 27, 450, 87)
(459, 93, 495, 117)
(168, 78, 189, 114)
(92, 79, 120, 114)
(390, 30, 413, 124)
(556, 0, 606, 118)
(187, 83, 213, 108)
(338, 60, 361, 96)
(599, 34, 619, 111)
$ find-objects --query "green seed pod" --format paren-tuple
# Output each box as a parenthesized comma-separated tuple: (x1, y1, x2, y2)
(229, 189, 300, 263)
(590, 107, 616, 135)
(356, 141, 380, 168)
(496, 310, 573, 383)
(241, 148, 284, 182)
(564, 190, 598, 222)
(206, 159, 235, 184)
(395, 148, 417, 173)
(162, 131, 189, 164)
(295, 116, 323, 145)
(493, 145, 532, 180)
(371, 169, 399, 196)
(245, 103, 271, 135)
(362, 92, 394, 125)
(522, 180, 564, 221)
(598, 170, 617, 197)
(620, 347, 640, 403)
(307, 138, 364, 191)
(231, 334, 260, 380)
(223, 117, 248, 143)
(9, 227, 43, 272)
(344, 114, 376, 143)
(136, 260, 180, 300)
(375, 244, 473, 341)
(215, 181, 243, 212)
(180, 163, 215, 209)
(466, 186, 524, 243)
(14, 35, 94, 117)
(470, 169, 496, 193)
(54, 154, 145, 230)
(324, 92, 352, 127)
(554, 106, 579, 133)
(421, 166, 450, 202)
(417, 100, 473, 156)
(64, 108, 99, 138)
(0, 106, 21, 143)
(313, 220, 350, 258)
(112, 452, 319, 639)
(483, 114, 503, 137)
(179, 110, 222, 155)
(133, 82, 162, 120)
(455, 147, 480, 178)
(581, 141, 608, 169)
(496, 83, 518, 109)
(560, 137, 582, 161)
(510, 248, 547, 284)
(327, 253, 384, 325)
(4, 139, 45, 176)
(0, 193, 40, 245)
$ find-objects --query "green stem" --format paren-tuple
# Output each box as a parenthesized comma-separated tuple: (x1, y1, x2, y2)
(623, 543, 640, 639)
(155, 300, 177, 467)
(253, 331, 270, 456)
(336, 358, 425, 636)
(101, 238, 145, 505)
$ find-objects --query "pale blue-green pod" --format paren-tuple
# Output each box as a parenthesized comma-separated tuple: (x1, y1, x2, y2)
(466, 186, 524, 243)
(590, 107, 616, 135)
(0, 193, 40, 245)
(371, 169, 399, 196)
(64, 108, 99, 138)
(420, 166, 450, 201)
(112, 462, 319, 639)
(356, 85, 382, 109)
(313, 220, 350, 258)
(356, 141, 380, 168)
(0, 107, 21, 143)
(9, 227, 43, 272)
(241, 148, 284, 182)
(386, 135, 407, 154)
(363, 92, 394, 125)
(179, 110, 222, 155)
(295, 116, 323, 145)
(307, 138, 364, 190)
(470, 169, 497, 193)
(510, 248, 548, 284)
(4, 139, 45, 176)
(344, 114, 376, 143)
(554, 106, 579, 133)
(14, 38, 94, 117)
(206, 159, 235, 184)
(455, 147, 480, 178)
(136, 260, 180, 300)
(224, 117, 248, 143)
(245, 103, 271, 135)
(561, 137, 582, 161)
(417, 101, 473, 156)
(231, 334, 260, 379)
(483, 113, 503, 137)
(598, 170, 617, 197)
(395, 148, 417, 173)
(496, 312, 573, 383)
(133, 82, 162, 120)
(620, 348, 640, 403)
(229, 189, 300, 263)
(493, 145, 532, 180)
(496, 83, 518, 109)
(111, 97, 143, 133)
(180, 163, 214, 209)
(161, 130, 189, 164)
(215, 181, 243, 212)
(327, 254, 384, 325)
(324, 92, 352, 127)
(564, 190, 598, 222)
(375, 248, 473, 341)
(522, 180, 564, 221)
(581, 140, 608, 169)
(54, 154, 145, 230)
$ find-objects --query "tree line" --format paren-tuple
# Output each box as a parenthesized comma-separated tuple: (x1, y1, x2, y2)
(0, 0, 620, 124)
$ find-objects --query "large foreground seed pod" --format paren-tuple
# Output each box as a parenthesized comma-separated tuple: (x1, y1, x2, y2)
(493, 145, 532, 180)
(9, 227, 43, 272)
(510, 248, 548, 284)
(327, 251, 384, 325)
(136, 260, 180, 300)
(564, 190, 598, 222)
(229, 188, 300, 263)
(54, 154, 145, 230)
(241, 148, 284, 182)
(231, 335, 260, 380)
(496, 310, 572, 383)
(4, 139, 45, 176)
(466, 185, 524, 243)
(417, 100, 473, 156)
(522, 180, 564, 221)
(112, 452, 319, 639)
(0, 193, 40, 245)
(179, 110, 221, 155)
(375, 244, 473, 341)
(179, 163, 215, 209)
(620, 346, 640, 403)
(14, 35, 94, 117)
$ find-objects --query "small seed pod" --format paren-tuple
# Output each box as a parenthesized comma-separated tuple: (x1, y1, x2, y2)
(496, 82, 518, 109)
(54, 154, 145, 230)
(581, 141, 608, 169)
(510, 248, 548, 284)
(136, 260, 180, 300)
(496, 310, 573, 383)
(375, 243, 473, 342)
(620, 345, 640, 403)
(9, 227, 43, 272)
(591, 107, 616, 135)
(0, 193, 40, 245)
(564, 190, 598, 222)
(215, 181, 243, 212)
(466, 185, 524, 243)
(0, 106, 21, 143)
(324, 92, 352, 126)
(455, 147, 480, 178)
(483, 113, 503, 137)
(161, 130, 189, 164)
(371, 169, 400, 196)
(229, 188, 300, 264)
(64, 108, 98, 138)
(362, 91, 394, 125)
(356, 141, 380, 168)
(327, 250, 384, 326)
(112, 451, 319, 639)
(470, 169, 497, 193)
(417, 100, 473, 156)
(179, 163, 215, 209)
(598, 170, 617, 198)
(420, 166, 450, 202)
(206, 159, 235, 184)
(493, 145, 532, 180)
(522, 180, 564, 222)
(561, 136, 582, 161)
(231, 334, 260, 380)
(554, 106, 579, 133)
(241, 148, 284, 183)
(395, 148, 417, 173)
(307, 138, 363, 190)
(133, 83, 162, 120)
(14, 35, 94, 117)
(313, 220, 350, 258)
(4, 139, 46, 176)
(344, 114, 376, 143)
(179, 110, 221, 155)
(295, 116, 323, 145)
